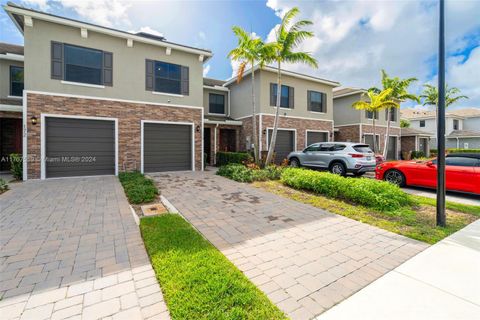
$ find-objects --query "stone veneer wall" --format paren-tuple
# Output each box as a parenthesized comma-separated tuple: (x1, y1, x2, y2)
(0, 111, 22, 119)
(401, 136, 416, 158)
(26, 93, 202, 179)
(334, 125, 360, 144)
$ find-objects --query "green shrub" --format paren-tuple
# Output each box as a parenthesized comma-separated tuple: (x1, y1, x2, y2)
(411, 151, 425, 159)
(216, 152, 253, 167)
(447, 148, 480, 153)
(9, 153, 22, 180)
(281, 168, 412, 211)
(217, 164, 283, 183)
(118, 171, 158, 204)
(0, 178, 8, 193)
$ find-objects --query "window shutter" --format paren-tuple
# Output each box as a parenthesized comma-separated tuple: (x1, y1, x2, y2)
(51, 41, 63, 80)
(103, 51, 113, 86)
(270, 83, 276, 106)
(289, 86, 294, 109)
(321, 92, 326, 113)
(181, 66, 189, 95)
(145, 59, 154, 91)
(307, 90, 312, 111)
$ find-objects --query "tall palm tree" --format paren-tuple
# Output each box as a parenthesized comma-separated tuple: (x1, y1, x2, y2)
(264, 7, 318, 166)
(420, 84, 468, 107)
(352, 89, 399, 154)
(228, 26, 269, 164)
(370, 70, 419, 158)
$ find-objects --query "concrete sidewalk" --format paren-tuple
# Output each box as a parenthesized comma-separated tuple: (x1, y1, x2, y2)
(318, 219, 480, 320)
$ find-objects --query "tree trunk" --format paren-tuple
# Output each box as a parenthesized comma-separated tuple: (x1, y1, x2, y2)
(372, 117, 377, 154)
(383, 108, 391, 158)
(250, 62, 259, 164)
(265, 60, 282, 166)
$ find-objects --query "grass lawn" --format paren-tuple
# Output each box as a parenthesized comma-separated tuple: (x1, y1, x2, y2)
(253, 180, 479, 244)
(140, 214, 287, 320)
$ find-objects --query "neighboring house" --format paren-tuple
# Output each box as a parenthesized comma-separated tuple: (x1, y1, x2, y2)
(400, 127, 433, 158)
(401, 108, 480, 150)
(4, 2, 212, 179)
(0, 42, 24, 171)
(225, 65, 339, 163)
(333, 87, 401, 159)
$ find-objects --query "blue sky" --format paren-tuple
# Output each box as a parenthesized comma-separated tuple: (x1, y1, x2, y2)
(1, 0, 479, 109)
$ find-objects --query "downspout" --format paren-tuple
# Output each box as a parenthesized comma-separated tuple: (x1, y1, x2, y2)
(227, 88, 231, 117)
(214, 124, 219, 165)
(259, 114, 263, 153)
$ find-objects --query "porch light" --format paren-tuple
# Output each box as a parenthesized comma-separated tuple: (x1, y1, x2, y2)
(263, 129, 266, 135)
(196, 125, 200, 132)
(31, 116, 38, 125)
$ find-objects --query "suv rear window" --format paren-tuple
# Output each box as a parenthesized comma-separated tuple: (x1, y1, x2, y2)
(353, 144, 373, 153)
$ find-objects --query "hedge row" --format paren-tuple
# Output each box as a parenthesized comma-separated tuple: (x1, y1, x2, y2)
(217, 164, 283, 183)
(430, 148, 480, 155)
(216, 152, 253, 167)
(281, 168, 412, 211)
(118, 171, 158, 204)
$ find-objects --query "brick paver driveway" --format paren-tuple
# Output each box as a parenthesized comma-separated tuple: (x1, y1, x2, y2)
(0, 177, 169, 320)
(154, 171, 428, 320)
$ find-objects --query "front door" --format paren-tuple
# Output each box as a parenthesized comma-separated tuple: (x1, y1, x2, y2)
(0, 118, 22, 171)
(419, 138, 428, 156)
(203, 127, 211, 165)
(219, 129, 236, 152)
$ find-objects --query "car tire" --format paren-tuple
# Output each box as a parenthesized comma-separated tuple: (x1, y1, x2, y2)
(329, 162, 346, 176)
(384, 169, 406, 187)
(289, 158, 301, 168)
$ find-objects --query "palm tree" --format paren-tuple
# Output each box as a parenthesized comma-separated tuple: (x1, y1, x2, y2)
(352, 89, 399, 154)
(264, 7, 318, 166)
(420, 84, 468, 107)
(370, 70, 419, 158)
(228, 26, 268, 164)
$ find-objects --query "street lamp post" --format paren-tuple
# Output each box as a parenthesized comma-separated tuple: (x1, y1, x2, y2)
(437, 0, 446, 227)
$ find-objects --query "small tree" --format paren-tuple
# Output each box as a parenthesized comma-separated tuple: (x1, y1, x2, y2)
(264, 7, 318, 166)
(352, 89, 399, 154)
(400, 119, 410, 128)
(420, 84, 468, 108)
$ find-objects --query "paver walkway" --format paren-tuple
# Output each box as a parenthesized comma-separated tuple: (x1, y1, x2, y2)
(318, 219, 480, 320)
(154, 171, 428, 320)
(0, 177, 169, 320)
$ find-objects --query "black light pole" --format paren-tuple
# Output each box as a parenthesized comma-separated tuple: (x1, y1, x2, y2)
(437, 0, 446, 227)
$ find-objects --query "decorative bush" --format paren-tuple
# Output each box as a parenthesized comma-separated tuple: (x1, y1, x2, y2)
(0, 178, 8, 193)
(430, 148, 480, 156)
(411, 151, 425, 159)
(281, 168, 412, 211)
(217, 164, 283, 183)
(9, 153, 22, 180)
(216, 152, 253, 167)
(118, 171, 158, 204)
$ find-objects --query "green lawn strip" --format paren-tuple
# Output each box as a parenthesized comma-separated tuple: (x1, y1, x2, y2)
(140, 214, 287, 320)
(118, 171, 158, 204)
(412, 195, 480, 217)
(253, 181, 477, 244)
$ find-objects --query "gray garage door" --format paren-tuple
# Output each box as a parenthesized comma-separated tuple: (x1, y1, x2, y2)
(306, 131, 328, 147)
(45, 117, 115, 178)
(144, 123, 192, 172)
(268, 129, 295, 164)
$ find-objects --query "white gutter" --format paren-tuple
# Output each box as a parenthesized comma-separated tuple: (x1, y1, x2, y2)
(203, 85, 229, 92)
(0, 53, 24, 61)
(0, 104, 23, 112)
(4, 4, 212, 58)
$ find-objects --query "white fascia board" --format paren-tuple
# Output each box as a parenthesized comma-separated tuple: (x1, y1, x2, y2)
(203, 85, 229, 92)
(0, 104, 23, 112)
(0, 53, 24, 61)
(204, 119, 242, 126)
(333, 90, 366, 99)
(4, 4, 213, 58)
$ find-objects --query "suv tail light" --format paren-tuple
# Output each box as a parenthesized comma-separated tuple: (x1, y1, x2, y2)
(348, 153, 364, 158)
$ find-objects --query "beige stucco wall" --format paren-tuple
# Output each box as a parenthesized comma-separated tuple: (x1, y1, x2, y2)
(0, 58, 24, 102)
(228, 70, 261, 119)
(257, 69, 334, 120)
(203, 88, 229, 116)
(23, 19, 204, 107)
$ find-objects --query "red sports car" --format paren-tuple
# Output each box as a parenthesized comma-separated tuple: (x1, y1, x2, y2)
(375, 153, 480, 195)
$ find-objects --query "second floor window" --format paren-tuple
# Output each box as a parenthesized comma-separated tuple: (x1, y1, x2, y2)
(10, 66, 24, 97)
(308, 90, 326, 113)
(145, 59, 189, 95)
(366, 110, 378, 120)
(420, 120, 425, 127)
(64, 44, 103, 85)
(270, 83, 294, 108)
(453, 119, 459, 130)
(209, 93, 225, 114)
(51, 42, 113, 86)
(385, 108, 397, 121)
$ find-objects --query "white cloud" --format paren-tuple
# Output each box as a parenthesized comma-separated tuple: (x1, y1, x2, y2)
(130, 26, 164, 37)
(264, 0, 480, 108)
(21, 0, 49, 10)
(198, 31, 206, 40)
(447, 47, 480, 108)
(57, 0, 131, 27)
(203, 64, 211, 77)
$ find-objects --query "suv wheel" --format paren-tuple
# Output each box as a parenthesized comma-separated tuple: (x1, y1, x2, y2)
(330, 162, 346, 176)
(289, 158, 300, 168)
(384, 169, 406, 187)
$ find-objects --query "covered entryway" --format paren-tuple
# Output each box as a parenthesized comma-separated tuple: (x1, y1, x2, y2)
(306, 130, 328, 147)
(44, 116, 116, 178)
(267, 129, 295, 163)
(419, 137, 429, 156)
(219, 128, 236, 152)
(364, 134, 380, 153)
(142, 122, 193, 172)
(0, 118, 22, 171)
(387, 136, 398, 160)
